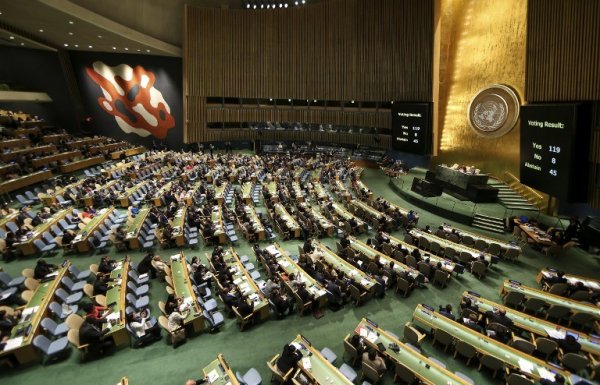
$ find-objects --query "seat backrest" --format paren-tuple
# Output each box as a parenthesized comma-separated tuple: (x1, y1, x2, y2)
(548, 283, 568, 296)
(507, 373, 534, 385)
(434, 328, 453, 344)
(481, 354, 503, 370)
(562, 353, 589, 371)
(33, 335, 50, 352)
(394, 362, 416, 383)
(40, 317, 57, 332)
(34, 239, 47, 249)
(0, 272, 11, 284)
(534, 337, 557, 355)
(158, 315, 170, 332)
(49, 301, 62, 316)
(361, 361, 382, 382)
(455, 339, 476, 357)
(55, 288, 68, 301)
(66, 313, 84, 330)
(67, 329, 82, 348)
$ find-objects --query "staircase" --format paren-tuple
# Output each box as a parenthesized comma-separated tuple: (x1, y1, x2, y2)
(489, 180, 539, 211)
(472, 213, 506, 234)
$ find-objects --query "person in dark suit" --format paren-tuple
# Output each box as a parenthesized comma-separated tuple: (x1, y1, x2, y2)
(0, 309, 20, 334)
(235, 296, 254, 317)
(325, 280, 343, 308)
(276, 344, 303, 374)
(303, 239, 314, 254)
(485, 308, 513, 328)
(558, 334, 581, 354)
(543, 271, 568, 286)
(78, 318, 115, 356)
(270, 289, 294, 316)
(98, 255, 116, 274)
(462, 313, 484, 334)
(33, 259, 57, 280)
(540, 374, 565, 385)
(439, 304, 455, 321)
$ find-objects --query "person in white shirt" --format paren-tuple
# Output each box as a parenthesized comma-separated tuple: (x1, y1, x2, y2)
(168, 307, 189, 332)
(127, 309, 161, 346)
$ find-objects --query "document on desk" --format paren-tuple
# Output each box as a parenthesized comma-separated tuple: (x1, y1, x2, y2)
(543, 327, 566, 340)
(278, 260, 290, 268)
(537, 367, 556, 381)
(366, 331, 378, 343)
(2, 336, 24, 351)
(518, 358, 534, 373)
(265, 245, 278, 255)
(206, 369, 219, 383)
(301, 357, 312, 370)
(106, 312, 120, 322)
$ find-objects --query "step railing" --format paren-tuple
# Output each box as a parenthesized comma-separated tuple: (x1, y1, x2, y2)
(500, 171, 549, 211)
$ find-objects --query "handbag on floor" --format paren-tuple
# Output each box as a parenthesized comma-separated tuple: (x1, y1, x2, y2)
(170, 328, 186, 345)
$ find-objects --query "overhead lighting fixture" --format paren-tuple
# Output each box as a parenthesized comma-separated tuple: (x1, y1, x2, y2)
(279, 3, 283, 7)
(63, 43, 68, 47)
(260, 4, 264, 8)
(88, 45, 93, 48)
(20, 42, 24, 46)
(295, 1, 298, 5)
(302, 0, 306, 3)
(146, 49, 150, 52)
(112, 46, 116, 50)
(68, 32, 73, 35)
(74, 44, 79, 48)
(97, 35, 102, 38)
(69, 21, 74, 25)
(9, 35, 14, 39)
(137, 49, 141, 52)
(284, 3, 288, 7)
(246, 3, 250, 8)
(39, 29, 44, 32)
(253, 4, 257, 8)
(124, 47, 129, 51)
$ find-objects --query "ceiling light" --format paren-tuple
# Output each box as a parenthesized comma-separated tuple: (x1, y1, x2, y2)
(302, 0, 306, 3)
(88, 45, 93, 48)
(124, 47, 129, 51)
(284, 3, 288, 7)
(146, 49, 150, 52)
(246, 3, 250, 8)
(253, 4, 257, 8)
(279, 3, 283, 7)
(74, 44, 79, 48)
(9, 35, 14, 40)
(20, 42, 24, 46)
(68, 20, 74, 24)
(260, 4, 264, 8)
(68, 32, 73, 35)
(137, 49, 141, 52)
(112, 46, 116, 50)
(39, 29, 44, 32)
(0, 11, 3, 15)
(97, 35, 102, 38)
(64, 43, 69, 47)
(295, 1, 298, 4)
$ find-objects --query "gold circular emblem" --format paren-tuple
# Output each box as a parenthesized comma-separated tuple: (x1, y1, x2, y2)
(467, 84, 520, 138)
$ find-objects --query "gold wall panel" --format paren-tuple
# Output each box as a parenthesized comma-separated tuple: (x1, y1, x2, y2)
(526, 0, 600, 102)
(184, 0, 433, 144)
(434, 0, 527, 177)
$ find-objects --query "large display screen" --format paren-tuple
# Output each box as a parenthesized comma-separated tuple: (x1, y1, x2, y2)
(391, 103, 432, 155)
(520, 104, 591, 201)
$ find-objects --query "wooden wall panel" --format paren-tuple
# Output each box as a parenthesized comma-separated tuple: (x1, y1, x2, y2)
(526, 0, 600, 101)
(184, 0, 434, 144)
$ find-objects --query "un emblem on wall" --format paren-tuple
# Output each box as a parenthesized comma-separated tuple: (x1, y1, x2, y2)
(467, 84, 520, 138)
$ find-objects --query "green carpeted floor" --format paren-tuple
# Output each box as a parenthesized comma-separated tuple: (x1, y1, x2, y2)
(1, 166, 599, 385)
